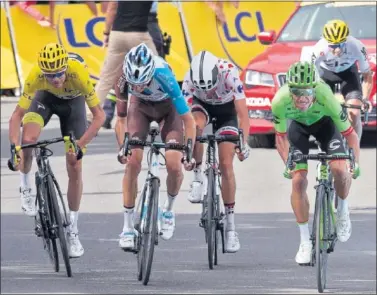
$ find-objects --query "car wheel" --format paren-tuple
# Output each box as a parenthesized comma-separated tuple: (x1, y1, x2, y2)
(247, 134, 275, 149)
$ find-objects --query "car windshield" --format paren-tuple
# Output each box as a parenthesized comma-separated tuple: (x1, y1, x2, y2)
(278, 3, 376, 42)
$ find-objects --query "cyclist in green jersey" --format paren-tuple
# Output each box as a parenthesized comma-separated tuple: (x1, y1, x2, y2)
(271, 61, 361, 265)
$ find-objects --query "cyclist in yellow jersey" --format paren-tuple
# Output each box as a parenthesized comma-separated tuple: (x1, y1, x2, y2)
(8, 43, 105, 258)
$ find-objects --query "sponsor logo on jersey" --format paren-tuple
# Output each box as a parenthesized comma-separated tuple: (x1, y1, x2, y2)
(339, 109, 348, 122)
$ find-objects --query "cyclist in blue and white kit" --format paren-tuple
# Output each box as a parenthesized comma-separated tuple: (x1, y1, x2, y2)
(114, 43, 196, 250)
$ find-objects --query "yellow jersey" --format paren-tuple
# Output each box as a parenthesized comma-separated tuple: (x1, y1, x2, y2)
(18, 57, 100, 110)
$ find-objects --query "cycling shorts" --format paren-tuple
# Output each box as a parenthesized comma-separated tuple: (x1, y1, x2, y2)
(287, 116, 347, 171)
(23, 91, 87, 139)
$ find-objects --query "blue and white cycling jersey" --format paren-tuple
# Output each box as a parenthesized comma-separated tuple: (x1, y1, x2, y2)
(117, 56, 189, 116)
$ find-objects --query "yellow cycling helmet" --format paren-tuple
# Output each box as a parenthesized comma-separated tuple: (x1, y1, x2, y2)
(323, 19, 349, 44)
(38, 43, 68, 73)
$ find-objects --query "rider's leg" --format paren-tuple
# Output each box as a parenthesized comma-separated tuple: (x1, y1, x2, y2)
(287, 120, 312, 264)
(346, 97, 363, 142)
(20, 91, 53, 217)
(119, 97, 149, 249)
(188, 102, 208, 203)
(218, 140, 240, 253)
(59, 96, 89, 258)
(160, 101, 185, 240)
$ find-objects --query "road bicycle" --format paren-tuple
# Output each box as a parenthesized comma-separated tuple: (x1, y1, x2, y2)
(9, 132, 80, 277)
(196, 119, 244, 270)
(119, 122, 192, 285)
(286, 144, 355, 293)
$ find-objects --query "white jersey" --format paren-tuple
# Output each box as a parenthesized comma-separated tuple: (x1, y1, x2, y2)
(302, 36, 370, 74)
(182, 59, 246, 105)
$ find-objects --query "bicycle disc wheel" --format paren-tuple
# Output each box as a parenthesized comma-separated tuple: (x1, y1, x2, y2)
(47, 174, 72, 277)
(35, 173, 59, 272)
(316, 184, 329, 293)
(141, 178, 159, 285)
(136, 183, 148, 281)
(206, 168, 216, 270)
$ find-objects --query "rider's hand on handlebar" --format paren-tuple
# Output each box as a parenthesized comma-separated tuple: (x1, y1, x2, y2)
(350, 162, 360, 179)
(182, 157, 196, 171)
(236, 144, 250, 162)
(7, 144, 21, 172)
(117, 144, 130, 164)
(283, 167, 293, 179)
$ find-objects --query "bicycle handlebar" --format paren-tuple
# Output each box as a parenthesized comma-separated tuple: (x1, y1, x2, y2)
(342, 100, 371, 125)
(120, 132, 193, 163)
(286, 146, 355, 171)
(196, 129, 244, 151)
(8, 132, 79, 171)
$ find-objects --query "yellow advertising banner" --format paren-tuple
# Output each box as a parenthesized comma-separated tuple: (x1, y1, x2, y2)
(1, 2, 296, 89)
(0, 8, 20, 89)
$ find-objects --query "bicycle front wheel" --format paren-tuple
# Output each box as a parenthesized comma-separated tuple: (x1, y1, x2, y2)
(315, 184, 329, 293)
(136, 182, 148, 281)
(206, 168, 216, 270)
(141, 178, 159, 286)
(35, 172, 59, 272)
(47, 174, 72, 278)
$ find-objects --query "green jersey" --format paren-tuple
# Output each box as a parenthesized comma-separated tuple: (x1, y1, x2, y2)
(271, 81, 352, 135)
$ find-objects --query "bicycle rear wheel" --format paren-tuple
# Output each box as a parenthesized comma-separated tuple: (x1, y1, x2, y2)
(315, 184, 329, 293)
(35, 172, 59, 272)
(47, 174, 72, 277)
(141, 178, 159, 286)
(206, 168, 216, 270)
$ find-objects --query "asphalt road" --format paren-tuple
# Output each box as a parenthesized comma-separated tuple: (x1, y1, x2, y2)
(1, 98, 376, 294)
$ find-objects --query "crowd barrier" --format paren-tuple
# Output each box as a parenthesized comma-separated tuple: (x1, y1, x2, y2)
(0, 2, 296, 90)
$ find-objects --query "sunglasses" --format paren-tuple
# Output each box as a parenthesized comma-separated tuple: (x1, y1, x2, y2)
(328, 42, 346, 49)
(290, 88, 314, 97)
(44, 71, 66, 79)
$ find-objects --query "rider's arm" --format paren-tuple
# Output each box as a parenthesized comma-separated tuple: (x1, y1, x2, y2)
(155, 67, 196, 144)
(271, 88, 290, 163)
(320, 83, 360, 163)
(75, 64, 105, 148)
(114, 74, 129, 147)
(230, 69, 250, 145)
(9, 68, 38, 145)
(353, 38, 373, 100)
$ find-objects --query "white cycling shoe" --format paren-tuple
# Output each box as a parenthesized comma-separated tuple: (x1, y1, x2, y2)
(67, 232, 84, 258)
(161, 210, 175, 240)
(295, 241, 312, 265)
(188, 181, 203, 203)
(20, 186, 37, 217)
(119, 229, 138, 250)
(336, 211, 352, 242)
(225, 231, 240, 253)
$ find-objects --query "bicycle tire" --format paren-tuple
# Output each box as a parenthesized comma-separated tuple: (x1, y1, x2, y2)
(35, 172, 59, 272)
(206, 168, 216, 270)
(136, 183, 148, 281)
(315, 184, 329, 293)
(47, 174, 72, 277)
(141, 178, 159, 286)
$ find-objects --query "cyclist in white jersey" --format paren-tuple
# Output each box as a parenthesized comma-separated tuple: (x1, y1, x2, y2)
(302, 19, 373, 142)
(182, 50, 250, 253)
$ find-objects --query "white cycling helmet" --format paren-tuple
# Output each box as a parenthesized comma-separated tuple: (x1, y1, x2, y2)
(190, 50, 219, 91)
(123, 43, 155, 85)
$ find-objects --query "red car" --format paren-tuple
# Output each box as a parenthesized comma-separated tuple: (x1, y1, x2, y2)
(240, 1, 376, 148)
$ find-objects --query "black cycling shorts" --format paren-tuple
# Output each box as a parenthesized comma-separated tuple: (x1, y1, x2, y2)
(25, 90, 87, 138)
(287, 116, 346, 171)
(321, 63, 362, 101)
(191, 97, 238, 135)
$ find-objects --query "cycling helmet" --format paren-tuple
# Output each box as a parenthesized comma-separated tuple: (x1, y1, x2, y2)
(38, 43, 68, 73)
(123, 43, 155, 85)
(286, 61, 318, 88)
(190, 50, 219, 91)
(323, 19, 349, 44)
